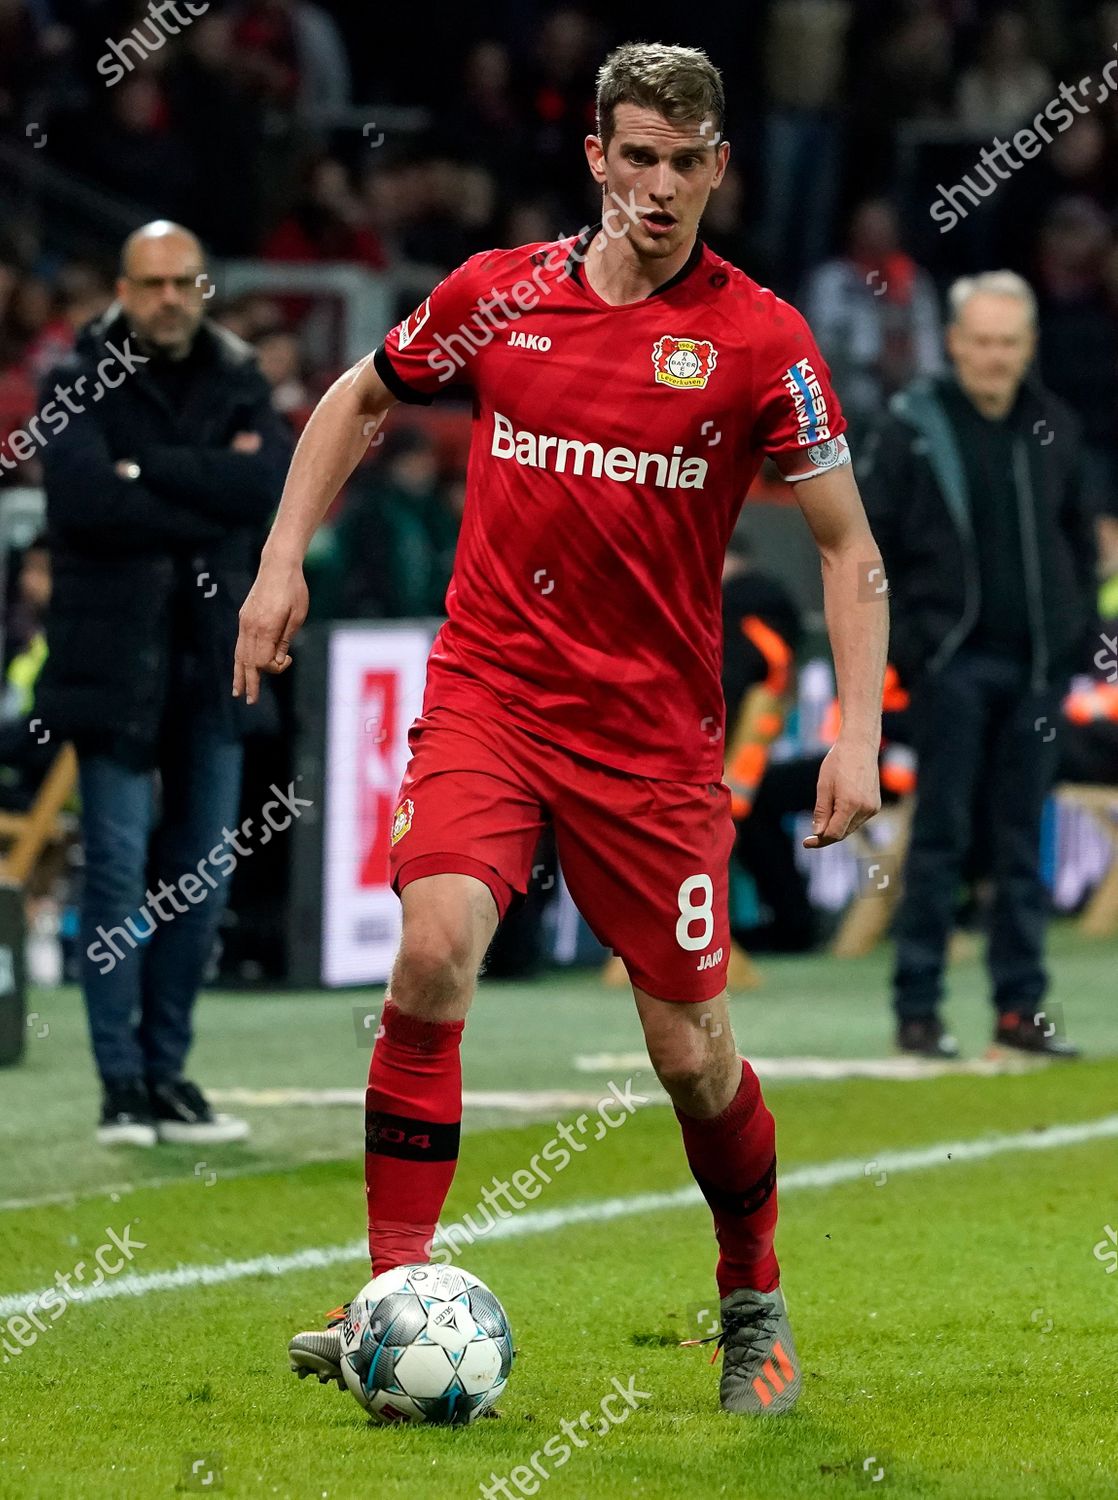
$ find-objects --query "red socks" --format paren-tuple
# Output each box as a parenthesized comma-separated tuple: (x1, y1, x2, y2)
(364, 998, 464, 1276)
(675, 1059, 780, 1296)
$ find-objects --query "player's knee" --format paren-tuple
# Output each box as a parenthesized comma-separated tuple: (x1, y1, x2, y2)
(646, 1015, 737, 1110)
(646, 1033, 711, 1100)
(392, 920, 478, 1015)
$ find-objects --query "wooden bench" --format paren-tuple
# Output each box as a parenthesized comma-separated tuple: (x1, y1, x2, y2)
(830, 783, 1118, 956)
(0, 743, 78, 886)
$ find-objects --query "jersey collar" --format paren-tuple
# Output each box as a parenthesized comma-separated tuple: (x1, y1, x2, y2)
(564, 223, 705, 300)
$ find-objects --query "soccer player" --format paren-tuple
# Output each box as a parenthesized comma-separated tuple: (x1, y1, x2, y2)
(234, 42, 887, 1416)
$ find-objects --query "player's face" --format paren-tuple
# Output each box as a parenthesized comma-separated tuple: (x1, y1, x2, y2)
(585, 103, 729, 261)
(117, 233, 206, 357)
(947, 293, 1036, 412)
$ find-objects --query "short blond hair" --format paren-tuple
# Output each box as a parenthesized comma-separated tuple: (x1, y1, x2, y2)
(595, 42, 725, 151)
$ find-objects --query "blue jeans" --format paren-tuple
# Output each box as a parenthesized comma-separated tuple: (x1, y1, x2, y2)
(77, 723, 244, 1085)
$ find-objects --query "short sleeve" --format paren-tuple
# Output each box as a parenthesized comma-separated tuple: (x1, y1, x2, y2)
(373, 252, 492, 405)
(752, 303, 851, 483)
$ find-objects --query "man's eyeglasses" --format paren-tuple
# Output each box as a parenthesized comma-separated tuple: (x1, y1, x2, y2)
(124, 274, 205, 293)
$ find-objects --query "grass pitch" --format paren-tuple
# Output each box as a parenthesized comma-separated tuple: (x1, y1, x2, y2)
(1, 924, 1115, 1499)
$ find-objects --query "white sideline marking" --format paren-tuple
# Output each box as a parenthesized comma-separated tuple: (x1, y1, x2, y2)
(0, 1094, 668, 1213)
(205, 1088, 660, 1111)
(1, 1113, 1115, 1320)
(573, 1053, 1044, 1079)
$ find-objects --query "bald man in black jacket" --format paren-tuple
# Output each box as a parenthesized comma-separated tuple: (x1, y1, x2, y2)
(38, 220, 290, 1143)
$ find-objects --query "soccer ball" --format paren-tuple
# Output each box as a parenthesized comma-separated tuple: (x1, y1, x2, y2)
(339, 1263, 513, 1424)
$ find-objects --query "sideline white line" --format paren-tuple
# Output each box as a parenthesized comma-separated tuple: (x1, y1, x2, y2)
(2, 1113, 1115, 1320)
(0, 1095, 670, 1214)
(205, 1089, 661, 1110)
(574, 1053, 1044, 1079)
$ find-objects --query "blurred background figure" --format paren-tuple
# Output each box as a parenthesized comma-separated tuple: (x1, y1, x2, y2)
(862, 271, 1097, 1061)
(802, 198, 945, 446)
(0, 534, 54, 812)
(333, 427, 460, 620)
(954, 8, 1053, 134)
(36, 220, 289, 1146)
(756, 0, 852, 291)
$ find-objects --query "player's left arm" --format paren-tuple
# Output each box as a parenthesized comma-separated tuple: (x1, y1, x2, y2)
(793, 463, 887, 848)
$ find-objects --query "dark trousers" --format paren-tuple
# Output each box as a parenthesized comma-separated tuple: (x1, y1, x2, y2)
(77, 720, 243, 1085)
(893, 648, 1061, 1020)
(733, 755, 823, 945)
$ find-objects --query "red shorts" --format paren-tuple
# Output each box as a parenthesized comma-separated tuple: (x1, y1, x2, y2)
(388, 702, 733, 1002)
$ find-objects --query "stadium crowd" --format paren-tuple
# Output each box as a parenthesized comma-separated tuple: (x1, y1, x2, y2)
(0, 2, 1116, 1026)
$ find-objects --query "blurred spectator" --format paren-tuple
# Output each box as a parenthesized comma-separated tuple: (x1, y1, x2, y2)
(233, 0, 351, 123)
(65, 73, 195, 223)
(335, 427, 459, 619)
(955, 9, 1053, 133)
(522, 8, 602, 221)
(802, 198, 944, 442)
(502, 199, 561, 251)
(254, 328, 311, 420)
(265, 154, 387, 268)
(757, 0, 853, 291)
(213, 293, 287, 344)
(862, 2, 955, 124)
(1035, 197, 1118, 502)
(398, 159, 498, 271)
(0, 535, 54, 813)
(700, 163, 752, 270)
(165, 12, 267, 255)
(997, 117, 1118, 270)
(3, 530, 49, 670)
(1059, 503, 1118, 784)
(23, 263, 114, 380)
(720, 538, 809, 951)
(861, 271, 1096, 1060)
(438, 41, 524, 178)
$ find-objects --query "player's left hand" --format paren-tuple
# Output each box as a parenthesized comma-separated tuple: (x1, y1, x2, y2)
(802, 736, 881, 848)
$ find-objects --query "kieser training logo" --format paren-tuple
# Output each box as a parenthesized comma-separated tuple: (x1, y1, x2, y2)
(391, 798, 414, 846)
(783, 358, 831, 445)
(651, 336, 718, 390)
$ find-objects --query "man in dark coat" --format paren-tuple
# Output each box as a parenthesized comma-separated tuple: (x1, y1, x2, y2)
(37, 219, 290, 1143)
(861, 271, 1096, 1060)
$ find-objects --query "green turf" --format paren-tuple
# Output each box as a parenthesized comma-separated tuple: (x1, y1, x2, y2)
(1, 930, 1116, 1497)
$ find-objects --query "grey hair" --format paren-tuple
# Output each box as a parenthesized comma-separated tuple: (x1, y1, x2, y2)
(947, 270, 1037, 327)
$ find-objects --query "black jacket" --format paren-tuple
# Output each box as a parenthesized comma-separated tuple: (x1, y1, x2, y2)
(37, 308, 290, 755)
(860, 375, 1097, 691)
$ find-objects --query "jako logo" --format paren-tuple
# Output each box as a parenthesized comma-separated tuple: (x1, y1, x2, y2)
(508, 331, 552, 351)
(783, 358, 831, 446)
(490, 410, 708, 489)
(696, 947, 723, 971)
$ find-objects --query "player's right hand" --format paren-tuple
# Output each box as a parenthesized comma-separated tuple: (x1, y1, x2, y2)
(233, 558, 308, 705)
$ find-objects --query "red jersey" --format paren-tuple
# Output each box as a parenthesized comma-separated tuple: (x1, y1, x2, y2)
(374, 227, 848, 782)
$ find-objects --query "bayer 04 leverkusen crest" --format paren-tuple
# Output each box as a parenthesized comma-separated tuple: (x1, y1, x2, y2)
(651, 336, 718, 390)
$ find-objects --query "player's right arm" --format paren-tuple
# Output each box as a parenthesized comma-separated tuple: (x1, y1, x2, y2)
(233, 354, 397, 703)
(234, 251, 494, 703)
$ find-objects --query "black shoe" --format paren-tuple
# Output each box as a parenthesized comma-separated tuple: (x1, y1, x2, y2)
(148, 1078, 250, 1144)
(97, 1079, 158, 1147)
(896, 1016, 960, 1059)
(993, 1013, 1080, 1059)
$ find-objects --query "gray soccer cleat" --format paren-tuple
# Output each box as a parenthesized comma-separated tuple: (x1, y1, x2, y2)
(289, 1305, 347, 1389)
(717, 1286, 802, 1415)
